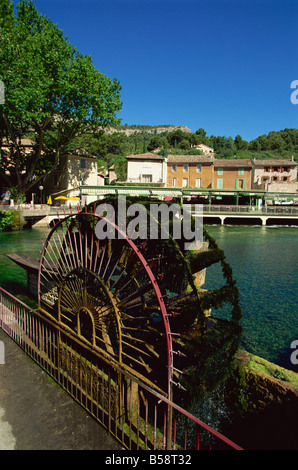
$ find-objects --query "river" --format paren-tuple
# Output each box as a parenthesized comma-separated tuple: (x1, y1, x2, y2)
(0, 224, 297, 371)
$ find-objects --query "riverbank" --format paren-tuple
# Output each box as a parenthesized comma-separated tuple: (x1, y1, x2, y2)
(0, 210, 25, 232)
(202, 350, 298, 450)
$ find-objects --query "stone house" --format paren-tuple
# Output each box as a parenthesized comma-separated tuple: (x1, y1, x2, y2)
(214, 159, 252, 190)
(45, 148, 99, 204)
(252, 157, 297, 190)
(190, 143, 214, 155)
(167, 154, 214, 188)
(126, 153, 167, 184)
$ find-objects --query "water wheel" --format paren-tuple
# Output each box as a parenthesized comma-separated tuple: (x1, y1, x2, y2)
(38, 196, 242, 400)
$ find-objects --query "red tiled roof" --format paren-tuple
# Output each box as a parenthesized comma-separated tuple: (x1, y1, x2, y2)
(167, 154, 213, 164)
(126, 153, 165, 160)
(214, 159, 252, 167)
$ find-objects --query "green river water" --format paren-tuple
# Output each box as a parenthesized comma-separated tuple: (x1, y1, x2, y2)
(0, 224, 297, 372)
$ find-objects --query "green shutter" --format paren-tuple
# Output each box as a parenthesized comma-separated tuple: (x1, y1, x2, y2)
(235, 179, 239, 189)
(243, 179, 246, 189)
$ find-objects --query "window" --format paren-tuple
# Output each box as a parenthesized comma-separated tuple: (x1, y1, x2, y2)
(182, 178, 188, 187)
(238, 167, 244, 175)
(172, 164, 177, 172)
(80, 158, 86, 169)
(172, 177, 177, 187)
(196, 164, 202, 173)
(217, 178, 223, 189)
(236, 179, 246, 189)
(217, 167, 223, 175)
(183, 164, 188, 172)
(196, 178, 201, 188)
(142, 174, 152, 183)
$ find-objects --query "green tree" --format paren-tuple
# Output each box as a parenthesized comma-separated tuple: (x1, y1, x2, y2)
(195, 128, 209, 145)
(0, 0, 122, 197)
(147, 135, 168, 152)
(167, 129, 191, 150)
(234, 134, 248, 151)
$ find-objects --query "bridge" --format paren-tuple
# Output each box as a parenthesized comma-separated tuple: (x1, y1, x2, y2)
(1, 200, 298, 227)
(200, 205, 298, 226)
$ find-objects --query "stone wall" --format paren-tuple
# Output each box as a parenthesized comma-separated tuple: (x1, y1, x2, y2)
(267, 181, 298, 193)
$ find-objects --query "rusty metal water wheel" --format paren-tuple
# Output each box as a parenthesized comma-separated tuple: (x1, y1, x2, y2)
(38, 198, 242, 400)
(38, 209, 175, 396)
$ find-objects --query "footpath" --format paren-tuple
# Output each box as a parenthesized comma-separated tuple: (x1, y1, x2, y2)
(0, 329, 122, 450)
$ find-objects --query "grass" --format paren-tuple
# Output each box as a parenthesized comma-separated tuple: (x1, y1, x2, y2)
(237, 350, 298, 389)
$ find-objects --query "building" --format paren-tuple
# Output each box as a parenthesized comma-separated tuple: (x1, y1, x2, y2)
(0, 138, 36, 179)
(191, 144, 215, 155)
(126, 153, 167, 184)
(167, 154, 214, 188)
(252, 157, 297, 190)
(45, 148, 98, 204)
(214, 159, 252, 190)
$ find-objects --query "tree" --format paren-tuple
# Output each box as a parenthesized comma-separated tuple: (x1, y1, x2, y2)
(147, 135, 168, 152)
(167, 129, 191, 149)
(195, 128, 209, 145)
(0, 0, 122, 197)
(234, 135, 248, 151)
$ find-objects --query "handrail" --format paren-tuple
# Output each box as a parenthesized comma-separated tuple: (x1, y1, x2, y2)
(200, 204, 298, 215)
(0, 287, 243, 450)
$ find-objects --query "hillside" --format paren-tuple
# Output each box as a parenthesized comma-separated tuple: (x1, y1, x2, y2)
(69, 126, 298, 181)
(104, 124, 192, 136)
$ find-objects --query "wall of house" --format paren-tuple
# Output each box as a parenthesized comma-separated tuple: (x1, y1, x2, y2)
(127, 159, 166, 183)
(66, 156, 98, 188)
(214, 167, 251, 190)
(167, 163, 213, 188)
(44, 155, 98, 203)
(267, 181, 298, 193)
(196, 144, 214, 155)
(253, 165, 297, 189)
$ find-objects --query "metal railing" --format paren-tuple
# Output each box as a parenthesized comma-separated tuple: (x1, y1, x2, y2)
(200, 204, 298, 215)
(0, 287, 242, 450)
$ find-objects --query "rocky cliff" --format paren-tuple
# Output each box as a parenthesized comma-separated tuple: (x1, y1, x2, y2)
(104, 125, 192, 136)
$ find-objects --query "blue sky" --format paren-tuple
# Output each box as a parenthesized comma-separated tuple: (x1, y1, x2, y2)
(13, 0, 298, 141)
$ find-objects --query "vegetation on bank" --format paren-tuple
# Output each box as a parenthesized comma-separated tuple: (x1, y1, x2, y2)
(0, 210, 25, 231)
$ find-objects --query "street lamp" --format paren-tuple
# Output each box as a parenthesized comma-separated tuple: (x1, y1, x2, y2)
(39, 185, 44, 205)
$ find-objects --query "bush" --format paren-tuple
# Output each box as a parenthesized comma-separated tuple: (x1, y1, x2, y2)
(0, 210, 25, 231)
